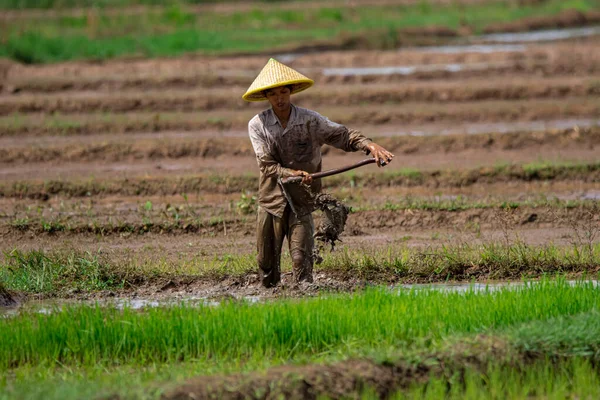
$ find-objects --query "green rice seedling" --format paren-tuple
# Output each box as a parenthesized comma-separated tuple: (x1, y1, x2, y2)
(4, 303, 600, 399)
(510, 310, 600, 358)
(0, 279, 598, 369)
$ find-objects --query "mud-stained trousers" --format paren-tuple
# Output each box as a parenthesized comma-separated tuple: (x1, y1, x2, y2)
(257, 205, 314, 288)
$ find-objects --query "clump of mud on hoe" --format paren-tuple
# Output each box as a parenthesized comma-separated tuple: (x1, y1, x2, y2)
(0, 283, 17, 307)
(312, 193, 351, 264)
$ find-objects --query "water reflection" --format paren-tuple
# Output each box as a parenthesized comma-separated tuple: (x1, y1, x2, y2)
(477, 26, 600, 43)
(322, 62, 510, 76)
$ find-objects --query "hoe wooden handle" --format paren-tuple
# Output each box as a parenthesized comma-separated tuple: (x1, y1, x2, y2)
(281, 158, 377, 185)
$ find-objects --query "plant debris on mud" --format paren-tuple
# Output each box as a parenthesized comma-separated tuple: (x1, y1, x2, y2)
(313, 193, 350, 265)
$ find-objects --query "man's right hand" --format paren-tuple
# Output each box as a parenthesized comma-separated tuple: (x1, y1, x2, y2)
(291, 170, 312, 185)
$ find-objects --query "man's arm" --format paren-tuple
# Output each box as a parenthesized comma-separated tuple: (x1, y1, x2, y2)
(249, 123, 311, 181)
(314, 112, 394, 168)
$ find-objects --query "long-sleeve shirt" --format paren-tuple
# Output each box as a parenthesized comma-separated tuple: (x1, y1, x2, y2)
(248, 104, 372, 218)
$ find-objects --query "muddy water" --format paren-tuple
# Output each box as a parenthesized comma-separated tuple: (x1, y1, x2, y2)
(476, 25, 600, 43)
(410, 44, 527, 54)
(582, 191, 600, 200)
(278, 50, 538, 64)
(278, 27, 600, 65)
(398, 280, 599, 293)
(0, 295, 261, 318)
(3, 280, 597, 317)
(375, 118, 600, 137)
(322, 61, 512, 77)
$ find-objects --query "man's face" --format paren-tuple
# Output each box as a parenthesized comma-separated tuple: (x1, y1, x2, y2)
(265, 86, 291, 114)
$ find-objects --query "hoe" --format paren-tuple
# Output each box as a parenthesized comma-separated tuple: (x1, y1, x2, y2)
(279, 157, 377, 217)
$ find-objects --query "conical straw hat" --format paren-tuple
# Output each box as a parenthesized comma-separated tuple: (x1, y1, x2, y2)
(242, 58, 314, 102)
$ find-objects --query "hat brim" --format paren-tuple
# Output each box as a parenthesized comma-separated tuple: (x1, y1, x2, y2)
(242, 80, 313, 102)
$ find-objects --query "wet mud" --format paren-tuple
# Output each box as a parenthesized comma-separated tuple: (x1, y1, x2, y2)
(0, 284, 17, 307)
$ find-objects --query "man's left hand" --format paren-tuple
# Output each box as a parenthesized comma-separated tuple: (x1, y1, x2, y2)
(366, 143, 395, 167)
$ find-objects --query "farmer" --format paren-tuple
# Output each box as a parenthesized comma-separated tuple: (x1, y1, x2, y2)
(243, 58, 394, 288)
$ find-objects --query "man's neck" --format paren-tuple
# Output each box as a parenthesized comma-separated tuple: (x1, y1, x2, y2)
(273, 106, 292, 126)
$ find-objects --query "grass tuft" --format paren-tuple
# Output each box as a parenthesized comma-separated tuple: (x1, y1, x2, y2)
(1, 249, 123, 293)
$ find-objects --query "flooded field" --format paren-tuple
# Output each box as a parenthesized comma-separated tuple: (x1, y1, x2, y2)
(1, 1, 600, 398)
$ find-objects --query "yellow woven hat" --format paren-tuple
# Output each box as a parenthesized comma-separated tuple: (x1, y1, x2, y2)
(242, 58, 314, 102)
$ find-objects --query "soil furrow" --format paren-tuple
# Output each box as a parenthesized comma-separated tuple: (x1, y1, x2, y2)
(1, 206, 596, 237)
(5, 63, 600, 96)
(0, 126, 597, 164)
(1, 163, 598, 199)
(3, 78, 600, 115)
(2, 98, 599, 138)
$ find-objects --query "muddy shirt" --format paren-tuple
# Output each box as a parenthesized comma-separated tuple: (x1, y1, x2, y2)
(248, 104, 372, 218)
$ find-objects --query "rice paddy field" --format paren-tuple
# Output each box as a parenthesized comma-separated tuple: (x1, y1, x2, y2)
(1, 0, 600, 398)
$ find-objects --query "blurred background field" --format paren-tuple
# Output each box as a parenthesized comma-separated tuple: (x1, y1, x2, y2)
(1, 0, 599, 62)
(1, 0, 600, 398)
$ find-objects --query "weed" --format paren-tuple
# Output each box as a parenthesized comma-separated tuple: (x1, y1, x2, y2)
(10, 217, 30, 231)
(236, 191, 257, 215)
(181, 193, 199, 219)
(208, 216, 223, 226)
(40, 219, 66, 233)
(162, 204, 181, 222)
(564, 204, 600, 260)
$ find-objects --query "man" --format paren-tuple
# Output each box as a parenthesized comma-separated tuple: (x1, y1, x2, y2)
(243, 58, 394, 288)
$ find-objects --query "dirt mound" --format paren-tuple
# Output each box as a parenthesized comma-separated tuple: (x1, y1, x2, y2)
(164, 360, 406, 400)
(161, 336, 514, 400)
(6, 37, 600, 96)
(2, 204, 596, 240)
(3, 78, 598, 115)
(347, 205, 600, 233)
(3, 75, 249, 94)
(1, 126, 598, 165)
(3, 98, 599, 139)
